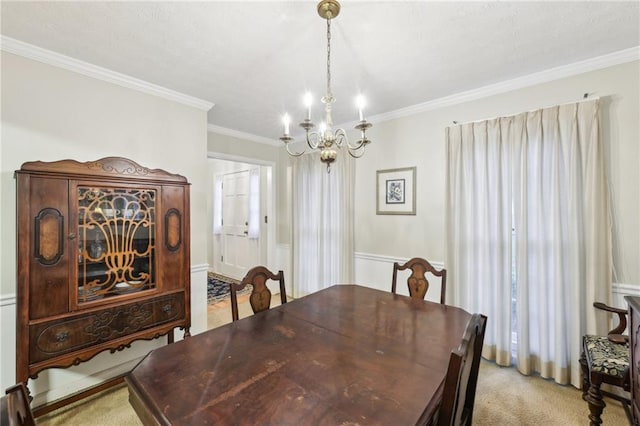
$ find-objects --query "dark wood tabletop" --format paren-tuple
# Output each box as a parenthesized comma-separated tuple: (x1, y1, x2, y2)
(125, 284, 471, 425)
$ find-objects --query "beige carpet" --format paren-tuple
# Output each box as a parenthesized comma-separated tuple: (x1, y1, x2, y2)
(36, 296, 628, 425)
(473, 362, 628, 425)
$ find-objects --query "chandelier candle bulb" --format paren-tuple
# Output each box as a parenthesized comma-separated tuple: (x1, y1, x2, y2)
(357, 95, 365, 121)
(305, 93, 313, 120)
(283, 114, 291, 136)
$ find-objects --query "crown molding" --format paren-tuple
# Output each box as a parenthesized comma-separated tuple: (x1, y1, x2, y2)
(1, 36, 214, 111)
(371, 46, 640, 124)
(207, 124, 281, 147)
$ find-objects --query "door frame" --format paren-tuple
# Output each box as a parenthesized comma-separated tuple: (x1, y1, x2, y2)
(207, 152, 276, 282)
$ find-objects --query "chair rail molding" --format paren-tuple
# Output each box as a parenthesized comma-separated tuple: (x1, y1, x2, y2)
(355, 251, 444, 270)
(355, 252, 445, 303)
(0, 294, 17, 307)
(612, 282, 640, 310)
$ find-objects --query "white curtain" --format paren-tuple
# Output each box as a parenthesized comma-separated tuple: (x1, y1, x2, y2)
(292, 151, 355, 297)
(445, 118, 514, 366)
(445, 99, 611, 387)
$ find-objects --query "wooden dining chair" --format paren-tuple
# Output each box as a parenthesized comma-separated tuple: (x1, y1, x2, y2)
(230, 266, 287, 321)
(437, 313, 487, 426)
(0, 383, 35, 426)
(579, 302, 631, 425)
(391, 257, 447, 304)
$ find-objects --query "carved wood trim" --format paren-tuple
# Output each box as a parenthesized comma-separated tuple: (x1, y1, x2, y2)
(34, 208, 64, 265)
(19, 157, 187, 183)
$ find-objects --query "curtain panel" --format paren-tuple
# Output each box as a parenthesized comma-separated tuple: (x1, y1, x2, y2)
(445, 99, 611, 387)
(292, 152, 355, 297)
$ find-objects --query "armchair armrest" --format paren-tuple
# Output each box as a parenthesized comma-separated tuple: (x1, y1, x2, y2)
(593, 302, 628, 337)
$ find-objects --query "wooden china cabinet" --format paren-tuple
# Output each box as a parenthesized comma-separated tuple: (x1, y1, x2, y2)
(15, 157, 190, 407)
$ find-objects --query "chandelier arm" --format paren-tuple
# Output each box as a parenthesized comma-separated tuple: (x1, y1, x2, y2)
(332, 128, 372, 152)
(347, 145, 367, 158)
(346, 138, 365, 150)
(306, 131, 321, 150)
(285, 143, 306, 157)
(332, 128, 346, 146)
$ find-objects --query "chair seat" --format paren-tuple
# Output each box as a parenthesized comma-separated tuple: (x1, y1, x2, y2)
(584, 334, 629, 379)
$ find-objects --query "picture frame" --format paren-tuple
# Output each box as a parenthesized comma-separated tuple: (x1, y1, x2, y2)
(376, 167, 416, 215)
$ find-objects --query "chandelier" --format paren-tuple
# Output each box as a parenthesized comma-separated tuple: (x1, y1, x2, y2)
(280, 0, 372, 172)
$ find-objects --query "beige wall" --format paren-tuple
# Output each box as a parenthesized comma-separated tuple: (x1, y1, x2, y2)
(0, 52, 208, 398)
(354, 60, 640, 287)
(1, 52, 209, 294)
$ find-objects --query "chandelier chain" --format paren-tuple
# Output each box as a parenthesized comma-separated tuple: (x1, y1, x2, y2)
(326, 17, 332, 98)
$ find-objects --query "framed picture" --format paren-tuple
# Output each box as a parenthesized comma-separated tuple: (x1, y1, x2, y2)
(376, 167, 416, 215)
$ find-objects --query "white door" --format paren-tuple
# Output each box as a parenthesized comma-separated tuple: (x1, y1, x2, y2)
(219, 169, 260, 279)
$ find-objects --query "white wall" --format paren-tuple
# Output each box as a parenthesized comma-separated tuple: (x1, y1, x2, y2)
(353, 61, 640, 294)
(0, 52, 209, 403)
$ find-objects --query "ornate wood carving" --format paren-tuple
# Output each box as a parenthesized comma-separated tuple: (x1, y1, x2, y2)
(31, 295, 184, 363)
(34, 208, 63, 265)
(77, 187, 155, 298)
(19, 157, 187, 183)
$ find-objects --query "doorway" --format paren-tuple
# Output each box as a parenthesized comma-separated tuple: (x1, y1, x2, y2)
(208, 156, 274, 281)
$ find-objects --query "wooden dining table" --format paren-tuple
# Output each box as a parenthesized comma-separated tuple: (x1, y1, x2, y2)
(125, 284, 472, 425)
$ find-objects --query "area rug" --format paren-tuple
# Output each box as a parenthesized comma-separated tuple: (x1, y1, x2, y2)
(207, 272, 250, 305)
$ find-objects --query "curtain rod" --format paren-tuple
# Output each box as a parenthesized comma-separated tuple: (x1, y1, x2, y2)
(451, 93, 601, 126)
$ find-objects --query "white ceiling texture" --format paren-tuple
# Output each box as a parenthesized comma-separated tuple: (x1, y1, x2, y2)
(1, 1, 639, 143)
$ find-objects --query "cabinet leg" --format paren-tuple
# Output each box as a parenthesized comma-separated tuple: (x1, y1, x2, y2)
(167, 330, 174, 344)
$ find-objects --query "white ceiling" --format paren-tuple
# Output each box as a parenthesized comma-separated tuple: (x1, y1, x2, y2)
(2, 1, 639, 142)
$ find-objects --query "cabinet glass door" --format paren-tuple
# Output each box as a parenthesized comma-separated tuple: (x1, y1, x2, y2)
(77, 186, 156, 303)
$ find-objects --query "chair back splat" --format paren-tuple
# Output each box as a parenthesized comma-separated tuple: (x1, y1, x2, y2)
(437, 313, 487, 426)
(0, 382, 35, 426)
(391, 257, 447, 304)
(230, 266, 287, 321)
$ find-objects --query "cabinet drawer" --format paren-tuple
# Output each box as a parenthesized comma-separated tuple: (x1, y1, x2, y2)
(29, 293, 185, 364)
